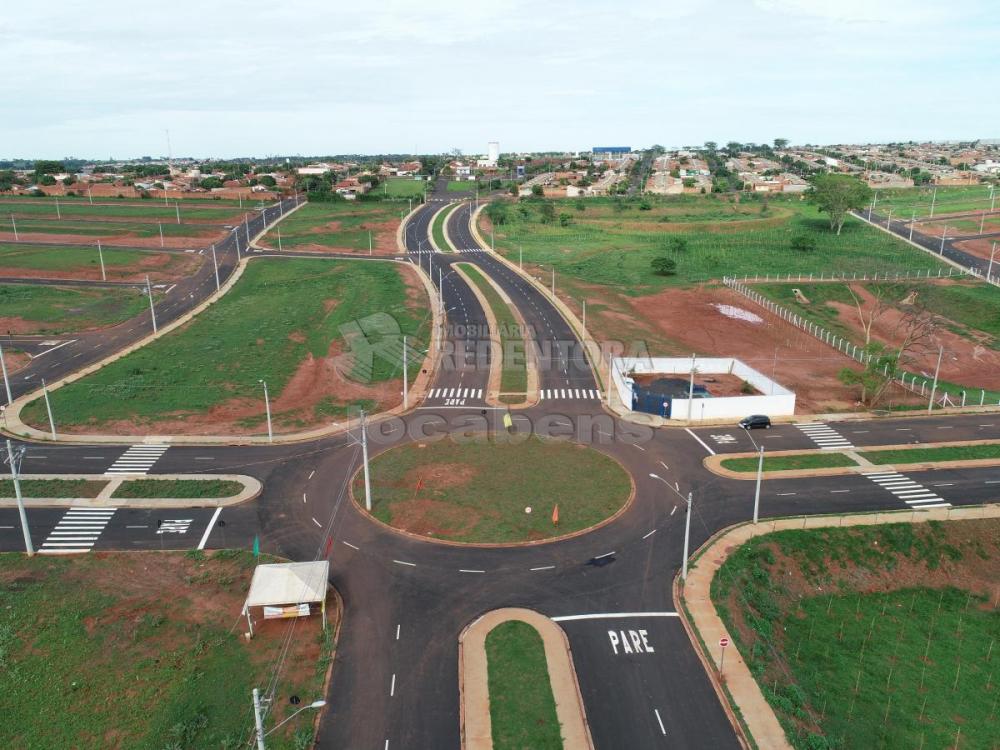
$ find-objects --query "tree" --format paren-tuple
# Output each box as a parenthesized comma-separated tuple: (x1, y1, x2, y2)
(258, 175, 277, 187)
(666, 237, 688, 253)
(773, 138, 789, 150)
(538, 200, 556, 223)
(531, 184, 543, 197)
(39, 174, 57, 186)
(703, 141, 718, 153)
(199, 176, 223, 189)
(650, 256, 677, 276)
(790, 233, 817, 252)
(805, 174, 872, 235)
(725, 141, 743, 157)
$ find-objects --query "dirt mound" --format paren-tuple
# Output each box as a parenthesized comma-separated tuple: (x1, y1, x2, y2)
(388, 497, 487, 538)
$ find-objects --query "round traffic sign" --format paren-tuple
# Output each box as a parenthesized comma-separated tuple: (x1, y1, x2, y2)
(719, 637, 730, 647)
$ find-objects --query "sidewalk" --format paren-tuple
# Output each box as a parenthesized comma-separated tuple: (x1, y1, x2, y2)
(676, 503, 1000, 749)
(459, 607, 593, 750)
(0, 473, 261, 508)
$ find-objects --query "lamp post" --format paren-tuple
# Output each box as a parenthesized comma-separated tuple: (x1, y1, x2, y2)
(260, 380, 273, 442)
(927, 346, 944, 413)
(97, 240, 106, 281)
(682, 491, 692, 581)
(145, 275, 157, 333)
(988, 242, 997, 281)
(753, 445, 764, 524)
(4, 439, 32, 555)
(0, 340, 12, 405)
(360, 410, 372, 511)
(210, 244, 220, 291)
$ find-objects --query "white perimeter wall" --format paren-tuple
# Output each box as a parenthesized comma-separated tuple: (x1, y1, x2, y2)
(612, 357, 796, 421)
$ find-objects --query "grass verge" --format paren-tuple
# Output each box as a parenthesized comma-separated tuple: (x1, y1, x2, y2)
(21, 258, 429, 431)
(259, 201, 401, 253)
(111, 479, 246, 499)
(0, 283, 156, 335)
(719, 453, 858, 472)
(381, 178, 427, 198)
(357, 435, 630, 543)
(710, 520, 998, 750)
(0, 479, 105, 498)
(0, 550, 333, 750)
(458, 263, 528, 399)
(861, 442, 1000, 465)
(486, 621, 563, 749)
(432, 203, 458, 251)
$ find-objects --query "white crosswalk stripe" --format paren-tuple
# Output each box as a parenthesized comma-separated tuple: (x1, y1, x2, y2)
(457, 248, 490, 253)
(539, 388, 602, 401)
(40, 508, 117, 554)
(426, 388, 484, 400)
(863, 471, 950, 508)
(104, 444, 170, 475)
(794, 422, 855, 450)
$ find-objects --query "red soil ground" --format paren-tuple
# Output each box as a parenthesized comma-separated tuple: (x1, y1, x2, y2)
(258, 219, 401, 256)
(953, 238, 1000, 264)
(0, 250, 203, 283)
(0, 229, 224, 248)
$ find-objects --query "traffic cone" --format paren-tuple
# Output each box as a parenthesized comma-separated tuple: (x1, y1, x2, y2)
(552, 504, 559, 526)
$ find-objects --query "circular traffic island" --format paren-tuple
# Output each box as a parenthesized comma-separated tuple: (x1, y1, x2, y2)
(354, 436, 632, 544)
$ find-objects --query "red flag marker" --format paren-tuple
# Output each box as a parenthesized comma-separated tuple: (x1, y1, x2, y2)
(552, 504, 559, 526)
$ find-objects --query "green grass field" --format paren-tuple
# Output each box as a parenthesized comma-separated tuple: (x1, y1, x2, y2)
(486, 621, 563, 750)
(720, 453, 858, 472)
(358, 436, 631, 543)
(448, 180, 474, 192)
(1, 200, 243, 222)
(861, 442, 1000, 465)
(111, 479, 245, 499)
(0, 243, 190, 277)
(432, 203, 458, 251)
(873, 185, 997, 219)
(4, 216, 221, 239)
(0, 283, 155, 334)
(486, 194, 949, 293)
(21, 258, 429, 430)
(0, 479, 105, 498)
(0, 550, 331, 750)
(459, 263, 527, 399)
(259, 201, 401, 252)
(711, 521, 998, 750)
(380, 178, 427, 198)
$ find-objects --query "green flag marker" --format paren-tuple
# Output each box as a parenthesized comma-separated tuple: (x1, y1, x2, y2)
(252, 535, 260, 558)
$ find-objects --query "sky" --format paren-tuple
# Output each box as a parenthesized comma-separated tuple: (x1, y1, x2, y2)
(2, 0, 995, 159)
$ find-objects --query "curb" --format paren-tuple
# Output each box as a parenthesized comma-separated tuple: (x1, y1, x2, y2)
(458, 607, 594, 750)
(452, 263, 504, 406)
(675, 502, 1000, 750)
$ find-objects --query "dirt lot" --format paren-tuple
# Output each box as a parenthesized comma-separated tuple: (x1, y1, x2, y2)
(953, 237, 1000, 264)
(0, 250, 203, 283)
(0, 229, 225, 248)
(626, 285, 919, 412)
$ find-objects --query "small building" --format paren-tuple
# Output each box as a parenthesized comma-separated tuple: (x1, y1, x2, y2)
(242, 560, 330, 638)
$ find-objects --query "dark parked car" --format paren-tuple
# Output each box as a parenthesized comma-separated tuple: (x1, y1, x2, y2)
(739, 414, 771, 430)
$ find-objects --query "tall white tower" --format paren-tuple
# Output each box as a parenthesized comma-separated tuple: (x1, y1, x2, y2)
(487, 141, 499, 164)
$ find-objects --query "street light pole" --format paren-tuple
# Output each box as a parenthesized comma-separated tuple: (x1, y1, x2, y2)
(252, 688, 267, 750)
(988, 242, 997, 280)
(682, 491, 692, 581)
(753, 446, 764, 524)
(939, 225, 947, 254)
(41, 378, 56, 439)
(145, 275, 157, 333)
(402, 336, 409, 410)
(260, 380, 273, 442)
(909, 211, 915, 242)
(360, 410, 372, 511)
(97, 240, 106, 281)
(0, 340, 12, 405)
(927, 346, 944, 412)
(210, 244, 220, 291)
(5, 439, 33, 555)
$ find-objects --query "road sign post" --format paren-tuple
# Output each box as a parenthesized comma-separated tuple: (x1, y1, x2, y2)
(719, 636, 729, 675)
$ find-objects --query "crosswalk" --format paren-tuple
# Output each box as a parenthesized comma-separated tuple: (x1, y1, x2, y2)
(795, 423, 854, 450)
(39, 507, 117, 554)
(457, 248, 490, 254)
(540, 388, 602, 401)
(863, 471, 950, 509)
(427, 387, 483, 400)
(105, 444, 170, 475)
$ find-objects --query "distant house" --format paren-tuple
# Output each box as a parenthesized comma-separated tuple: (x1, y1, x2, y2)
(296, 163, 334, 175)
(335, 177, 369, 198)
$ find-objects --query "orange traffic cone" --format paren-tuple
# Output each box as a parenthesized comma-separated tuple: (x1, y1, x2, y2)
(552, 504, 559, 526)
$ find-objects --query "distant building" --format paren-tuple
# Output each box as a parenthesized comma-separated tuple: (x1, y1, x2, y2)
(592, 146, 631, 160)
(296, 163, 333, 175)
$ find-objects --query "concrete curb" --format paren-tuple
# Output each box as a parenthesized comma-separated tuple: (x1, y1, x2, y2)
(0, 473, 262, 508)
(459, 607, 594, 750)
(705, 439, 1000, 480)
(427, 202, 453, 254)
(676, 502, 1000, 750)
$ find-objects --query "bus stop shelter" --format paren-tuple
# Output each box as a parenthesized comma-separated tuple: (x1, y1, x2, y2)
(242, 560, 330, 638)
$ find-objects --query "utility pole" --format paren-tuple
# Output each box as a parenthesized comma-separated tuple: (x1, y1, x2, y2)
(886, 208, 892, 232)
(681, 491, 692, 581)
(175, 202, 180, 224)
(980, 211, 986, 235)
(550, 267, 555, 298)
(277, 227, 283, 252)
(210, 244, 220, 290)
(0, 341, 12, 405)
(5, 439, 33, 555)
(939, 225, 947, 254)
(146, 275, 157, 333)
(261, 380, 273, 443)
(10, 215, 17, 241)
(97, 240, 106, 281)
(360, 410, 372, 511)
(158, 222, 164, 247)
(55, 197, 61, 219)
(245, 213, 251, 246)
(753, 446, 764, 524)
(929, 187, 937, 218)
(909, 211, 915, 242)
(988, 242, 997, 280)
(369, 231, 372, 256)
(519, 245, 523, 270)
(41, 378, 56, 439)
(928, 345, 944, 413)
(402, 336, 409, 409)
(252, 688, 267, 750)
(582, 300, 587, 334)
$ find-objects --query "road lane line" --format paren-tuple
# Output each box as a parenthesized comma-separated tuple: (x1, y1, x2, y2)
(654, 709, 666, 735)
(197, 507, 223, 550)
(342, 541, 359, 550)
(776, 492, 797, 496)
(642, 529, 657, 540)
(459, 569, 486, 573)
(551, 612, 679, 622)
(125, 525, 148, 529)
(594, 551, 615, 559)
(302, 493, 307, 503)
(311, 517, 321, 527)
(670, 506, 677, 516)
(684, 428, 716, 456)
(393, 559, 416, 567)
(396, 624, 400, 640)
(530, 565, 555, 571)
(308, 470, 315, 479)
(390, 674, 396, 697)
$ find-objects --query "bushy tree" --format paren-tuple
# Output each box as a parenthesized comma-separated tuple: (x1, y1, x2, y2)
(790, 233, 817, 252)
(805, 174, 872, 234)
(650, 256, 677, 276)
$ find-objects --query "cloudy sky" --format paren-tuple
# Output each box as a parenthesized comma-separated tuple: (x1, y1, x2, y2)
(2, 0, 995, 159)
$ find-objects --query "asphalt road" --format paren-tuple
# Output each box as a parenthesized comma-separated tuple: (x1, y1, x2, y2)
(2, 183, 998, 749)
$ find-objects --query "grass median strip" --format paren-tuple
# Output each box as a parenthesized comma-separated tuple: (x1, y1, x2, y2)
(486, 620, 563, 750)
(432, 203, 458, 251)
(0, 282, 157, 335)
(861, 442, 1000, 465)
(720, 453, 859, 472)
(458, 262, 527, 400)
(0, 479, 106, 498)
(111, 478, 245, 499)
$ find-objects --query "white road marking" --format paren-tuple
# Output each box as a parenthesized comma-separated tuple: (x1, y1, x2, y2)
(311, 517, 321, 527)
(302, 493, 307, 503)
(393, 559, 416, 567)
(670, 506, 677, 516)
(308, 470, 315, 479)
(125, 524, 148, 529)
(776, 492, 797, 496)
(390, 673, 396, 697)
(530, 565, 555, 571)
(632, 443, 646, 451)
(459, 569, 485, 573)
(396, 624, 400, 640)
(595, 551, 615, 559)
(684, 428, 716, 456)
(197, 507, 223, 550)
(642, 529, 656, 539)
(654, 709, 666, 735)
(342, 540, 359, 550)
(830, 490, 850, 494)
(552, 612, 679, 622)
(659, 461, 668, 471)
